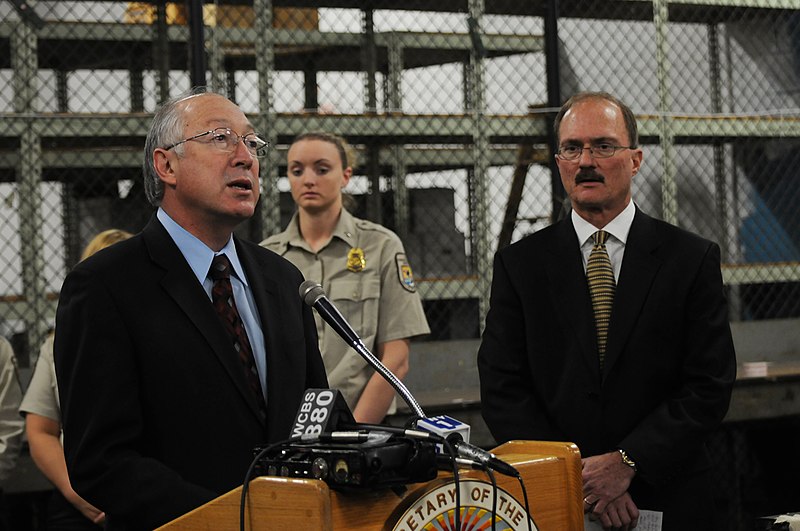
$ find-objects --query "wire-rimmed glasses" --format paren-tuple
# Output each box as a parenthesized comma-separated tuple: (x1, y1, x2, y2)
(556, 143, 633, 161)
(164, 128, 269, 158)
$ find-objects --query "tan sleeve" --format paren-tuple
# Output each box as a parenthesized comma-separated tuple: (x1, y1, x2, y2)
(375, 234, 430, 344)
(0, 338, 24, 483)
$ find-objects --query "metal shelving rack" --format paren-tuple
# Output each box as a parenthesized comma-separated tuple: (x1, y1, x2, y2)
(2, 0, 799, 356)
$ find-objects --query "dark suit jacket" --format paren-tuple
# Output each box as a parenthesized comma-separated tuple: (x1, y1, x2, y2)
(478, 208, 736, 529)
(54, 218, 328, 530)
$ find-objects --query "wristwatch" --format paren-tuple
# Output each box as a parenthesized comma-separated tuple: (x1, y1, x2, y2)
(618, 449, 637, 472)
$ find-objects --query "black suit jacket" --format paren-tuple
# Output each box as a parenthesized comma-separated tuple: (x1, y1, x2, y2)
(478, 208, 736, 528)
(55, 218, 328, 530)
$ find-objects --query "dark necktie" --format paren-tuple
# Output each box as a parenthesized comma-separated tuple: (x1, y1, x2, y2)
(209, 254, 267, 420)
(587, 230, 616, 371)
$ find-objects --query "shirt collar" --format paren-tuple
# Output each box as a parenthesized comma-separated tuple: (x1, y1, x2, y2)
(284, 208, 358, 251)
(157, 208, 247, 286)
(571, 200, 636, 246)
(332, 208, 358, 247)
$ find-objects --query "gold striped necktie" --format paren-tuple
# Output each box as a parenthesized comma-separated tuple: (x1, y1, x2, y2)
(587, 230, 615, 370)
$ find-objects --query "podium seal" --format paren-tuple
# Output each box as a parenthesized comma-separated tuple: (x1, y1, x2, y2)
(392, 479, 537, 531)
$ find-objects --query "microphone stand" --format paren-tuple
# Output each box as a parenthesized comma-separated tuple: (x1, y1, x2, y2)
(300, 280, 426, 419)
(350, 337, 426, 420)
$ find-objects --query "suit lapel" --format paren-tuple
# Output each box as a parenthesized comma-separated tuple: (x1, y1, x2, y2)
(143, 220, 265, 424)
(545, 220, 602, 376)
(602, 209, 662, 376)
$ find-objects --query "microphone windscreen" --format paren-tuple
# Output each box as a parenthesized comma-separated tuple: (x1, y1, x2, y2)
(299, 280, 325, 306)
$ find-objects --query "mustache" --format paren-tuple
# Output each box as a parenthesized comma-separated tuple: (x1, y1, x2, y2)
(575, 170, 605, 184)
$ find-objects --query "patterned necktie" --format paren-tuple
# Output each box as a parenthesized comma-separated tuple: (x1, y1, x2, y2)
(209, 254, 267, 420)
(587, 230, 616, 371)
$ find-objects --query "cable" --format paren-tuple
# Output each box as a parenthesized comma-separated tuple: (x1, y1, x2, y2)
(515, 472, 537, 531)
(239, 430, 529, 531)
(441, 437, 462, 530)
(340, 422, 446, 443)
(485, 466, 498, 529)
(240, 436, 304, 531)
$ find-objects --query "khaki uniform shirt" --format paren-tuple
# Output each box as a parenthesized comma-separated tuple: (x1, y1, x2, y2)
(0, 336, 23, 485)
(262, 209, 429, 412)
(20, 333, 60, 423)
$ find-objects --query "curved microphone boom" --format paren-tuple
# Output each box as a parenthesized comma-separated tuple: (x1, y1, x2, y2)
(299, 280, 426, 419)
(299, 280, 518, 478)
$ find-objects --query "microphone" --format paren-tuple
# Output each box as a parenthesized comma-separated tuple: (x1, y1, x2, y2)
(446, 434, 519, 477)
(299, 280, 426, 419)
(415, 415, 518, 477)
(298, 281, 518, 478)
(300, 281, 361, 346)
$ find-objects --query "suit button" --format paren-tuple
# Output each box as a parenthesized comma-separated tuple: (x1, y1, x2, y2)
(587, 391, 600, 399)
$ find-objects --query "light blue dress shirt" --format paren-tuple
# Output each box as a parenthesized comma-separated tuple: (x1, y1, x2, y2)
(157, 208, 268, 401)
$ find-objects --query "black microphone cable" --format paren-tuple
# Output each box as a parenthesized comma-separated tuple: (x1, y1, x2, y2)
(351, 422, 464, 528)
(340, 422, 444, 443)
(476, 459, 536, 531)
(516, 471, 536, 531)
(440, 436, 462, 531)
(344, 424, 533, 530)
(485, 465, 498, 530)
(240, 435, 304, 531)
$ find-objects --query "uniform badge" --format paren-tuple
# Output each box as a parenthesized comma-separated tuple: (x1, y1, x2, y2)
(395, 253, 417, 292)
(347, 247, 366, 272)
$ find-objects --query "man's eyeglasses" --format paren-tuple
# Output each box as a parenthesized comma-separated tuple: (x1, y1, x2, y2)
(556, 143, 633, 161)
(164, 128, 269, 158)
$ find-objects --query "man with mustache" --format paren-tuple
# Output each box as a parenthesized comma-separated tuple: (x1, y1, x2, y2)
(478, 92, 736, 530)
(54, 90, 328, 530)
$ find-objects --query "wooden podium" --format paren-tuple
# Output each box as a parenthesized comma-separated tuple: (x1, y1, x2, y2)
(157, 440, 583, 530)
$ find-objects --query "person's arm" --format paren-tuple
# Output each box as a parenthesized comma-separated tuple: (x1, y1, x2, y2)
(55, 266, 216, 528)
(586, 490, 639, 531)
(618, 242, 736, 485)
(25, 414, 104, 524)
(581, 451, 635, 515)
(351, 231, 427, 424)
(0, 341, 23, 485)
(352, 339, 409, 424)
(477, 251, 560, 444)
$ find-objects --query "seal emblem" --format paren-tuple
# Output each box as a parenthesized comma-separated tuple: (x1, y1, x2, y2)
(396, 253, 417, 292)
(392, 479, 537, 531)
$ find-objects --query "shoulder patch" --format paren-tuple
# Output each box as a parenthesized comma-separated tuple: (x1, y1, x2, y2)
(395, 253, 417, 292)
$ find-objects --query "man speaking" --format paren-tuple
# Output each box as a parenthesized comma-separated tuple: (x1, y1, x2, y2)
(55, 90, 328, 530)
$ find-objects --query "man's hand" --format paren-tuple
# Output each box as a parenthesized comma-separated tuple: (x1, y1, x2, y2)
(581, 451, 635, 514)
(587, 491, 639, 530)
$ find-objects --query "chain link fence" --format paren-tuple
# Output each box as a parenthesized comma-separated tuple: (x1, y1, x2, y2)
(1, 0, 799, 369)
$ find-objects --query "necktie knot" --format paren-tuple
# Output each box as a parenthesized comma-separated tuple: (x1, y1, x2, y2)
(210, 254, 232, 281)
(593, 230, 609, 246)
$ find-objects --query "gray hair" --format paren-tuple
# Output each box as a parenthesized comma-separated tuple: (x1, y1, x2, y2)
(143, 88, 213, 206)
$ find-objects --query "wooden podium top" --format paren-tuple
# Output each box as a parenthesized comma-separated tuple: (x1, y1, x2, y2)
(158, 440, 583, 530)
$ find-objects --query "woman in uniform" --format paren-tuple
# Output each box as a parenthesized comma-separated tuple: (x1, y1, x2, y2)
(261, 132, 429, 423)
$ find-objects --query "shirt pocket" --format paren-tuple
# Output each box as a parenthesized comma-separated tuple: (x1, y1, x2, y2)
(328, 277, 381, 341)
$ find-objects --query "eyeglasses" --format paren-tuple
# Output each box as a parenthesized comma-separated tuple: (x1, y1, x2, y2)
(556, 143, 634, 161)
(164, 128, 269, 158)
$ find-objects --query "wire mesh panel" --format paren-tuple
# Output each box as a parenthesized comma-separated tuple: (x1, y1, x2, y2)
(1, 0, 799, 366)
